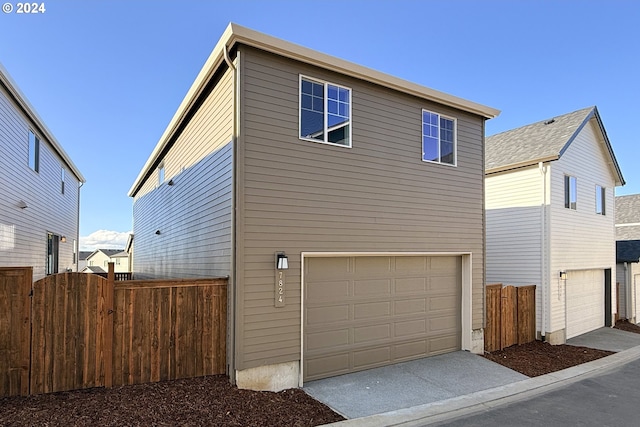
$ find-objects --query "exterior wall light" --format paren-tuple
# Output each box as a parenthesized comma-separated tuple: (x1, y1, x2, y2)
(155, 230, 161, 235)
(559, 271, 567, 280)
(276, 252, 289, 270)
(60, 236, 67, 243)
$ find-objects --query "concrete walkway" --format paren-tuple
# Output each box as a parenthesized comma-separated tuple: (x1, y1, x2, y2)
(307, 327, 640, 426)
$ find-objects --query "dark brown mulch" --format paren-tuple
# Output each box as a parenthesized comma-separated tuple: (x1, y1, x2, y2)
(613, 319, 640, 334)
(483, 340, 615, 377)
(0, 375, 345, 427)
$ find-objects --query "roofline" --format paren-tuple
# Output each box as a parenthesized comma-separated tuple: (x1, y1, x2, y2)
(0, 62, 85, 183)
(128, 23, 500, 197)
(485, 155, 559, 175)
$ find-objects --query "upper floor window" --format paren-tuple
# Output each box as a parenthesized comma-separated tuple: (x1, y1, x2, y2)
(299, 76, 351, 147)
(28, 130, 40, 172)
(422, 110, 456, 165)
(158, 162, 165, 185)
(61, 167, 65, 194)
(596, 185, 606, 215)
(564, 175, 577, 210)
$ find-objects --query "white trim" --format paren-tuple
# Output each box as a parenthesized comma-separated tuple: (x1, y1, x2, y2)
(299, 251, 473, 387)
(298, 74, 352, 148)
(421, 109, 457, 167)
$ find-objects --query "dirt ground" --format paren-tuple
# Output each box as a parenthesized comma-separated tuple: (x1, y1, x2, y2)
(4, 321, 639, 426)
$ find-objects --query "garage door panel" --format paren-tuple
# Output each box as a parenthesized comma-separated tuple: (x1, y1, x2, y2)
(306, 257, 351, 279)
(307, 305, 350, 325)
(395, 299, 426, 315)
(354, 301, 390, 319)
(566, 269, 604, 339)
(306, 280, 350, 301)
(304, 255, 461, 381)
(354, 279, 391, 296)
(395, 277, 427, 294)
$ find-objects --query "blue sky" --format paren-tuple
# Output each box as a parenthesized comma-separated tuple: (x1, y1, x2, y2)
(1, 0, 638, 250)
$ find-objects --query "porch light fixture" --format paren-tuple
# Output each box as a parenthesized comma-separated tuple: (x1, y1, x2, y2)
(276, 252, 289, 270)
(559, 271, 567, 280)
(168, 179, 174, 186)
(60, 236, 67, 243)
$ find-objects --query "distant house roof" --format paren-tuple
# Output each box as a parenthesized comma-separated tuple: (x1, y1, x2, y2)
(485, 106, 624, 186)
(111, 251, 129, 258)
(128, 22, 500, 198)
(0, 62, 85, 183)
(86, 249, 126, 259)
(618, 225, 640, 241)
(83, 266, 106, 273)
(617, 240, 640, 263)
(78, 251, 93, 261)
(616, 194, 640, 225)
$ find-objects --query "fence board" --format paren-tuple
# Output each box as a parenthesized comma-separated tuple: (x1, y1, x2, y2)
(517, 286, 536, 344)
(501, 286, 518, 349)
(484, 284, 502, 352)
(0, 267, 32, 397)
(485, 284, 536, 352)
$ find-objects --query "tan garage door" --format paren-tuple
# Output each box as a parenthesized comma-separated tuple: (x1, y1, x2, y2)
(303, 255, 461, 381)
(566, 269, 604, 339)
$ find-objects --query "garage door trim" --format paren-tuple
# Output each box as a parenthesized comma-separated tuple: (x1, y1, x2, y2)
(299, 251, 473, 386)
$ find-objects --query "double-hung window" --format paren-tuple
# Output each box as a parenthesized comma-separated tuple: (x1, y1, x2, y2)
(564, 175, 577, 210)
(422, 110, 456, 165)
(596, 185, 606, 215)
(300, 76, 351, 147)
(29, 130, 40, 172)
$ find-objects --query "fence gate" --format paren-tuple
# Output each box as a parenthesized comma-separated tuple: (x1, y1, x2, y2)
(0, 267, 32, 396)
(485, 284, 536, 352)
(30, 273, 113, 394)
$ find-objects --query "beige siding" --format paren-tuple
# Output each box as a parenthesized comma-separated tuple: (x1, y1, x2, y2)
(548, 120, 617, 332)
(132, 66, 234, 279)
(486, 166, 544, 330)
(617, 263, 627, 319)
(236, 47, 486, 370)
(0, 84, 80, 280)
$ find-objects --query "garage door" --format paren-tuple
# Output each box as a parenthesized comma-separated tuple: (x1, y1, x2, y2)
(566, 269, 604, 339)
(303, 255, 461, 381)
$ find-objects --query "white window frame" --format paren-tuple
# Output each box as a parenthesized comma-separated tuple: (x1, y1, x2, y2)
(595, 185, 606, 215)
(158, 162, 165, 186)
(61, 167, 65, 194)
(28, 130, 40, 172)
(299, 75, 352, 148)
(421, 109, 457, 166)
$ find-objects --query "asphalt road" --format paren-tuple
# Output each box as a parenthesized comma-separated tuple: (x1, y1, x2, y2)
(433, 357, 640, 427)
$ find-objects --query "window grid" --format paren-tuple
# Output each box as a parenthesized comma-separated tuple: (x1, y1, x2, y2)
(300, 76, 351, 147)
(596, 185, 606, 215)
(422, 110, 456, 165)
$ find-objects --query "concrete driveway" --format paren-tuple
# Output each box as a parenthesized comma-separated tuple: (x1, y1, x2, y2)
(303, 351, 527, 419)
(304, 327, 640, 422)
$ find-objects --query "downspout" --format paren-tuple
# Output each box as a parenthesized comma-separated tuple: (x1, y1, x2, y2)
(539, 162, 547, 338)
(223, 44, 238, 383)
(76, 181, 83, 272)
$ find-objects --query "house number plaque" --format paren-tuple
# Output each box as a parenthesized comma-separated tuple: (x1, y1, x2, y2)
(275, 270, 285, 307)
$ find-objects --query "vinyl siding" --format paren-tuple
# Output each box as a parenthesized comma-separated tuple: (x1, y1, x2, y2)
(617, 262, 627, 319)
(485, 166, 544, 330)
(0, 84, 80, 280)
(132, 66, 234, 279)
(236, 46, 486, 370)
(548, 119, 617, 332)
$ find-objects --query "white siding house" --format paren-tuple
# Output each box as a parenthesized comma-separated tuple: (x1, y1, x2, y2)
(615, 194, 640, 324)
(486, 107, 624, 343)
(0, 63, 85, 280)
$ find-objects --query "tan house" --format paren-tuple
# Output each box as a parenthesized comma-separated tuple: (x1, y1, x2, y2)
(82, 248, 130, 274)
(486, 107, 624, 344)
(616, 194, 640, 323)
(0, 63, 85, 280)
(129, 23, 499, 391)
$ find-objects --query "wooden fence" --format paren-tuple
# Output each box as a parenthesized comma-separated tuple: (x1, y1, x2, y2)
(485, 284, 536, 352)
(0, 265, 227, 397)
(91, 271, 133, 281)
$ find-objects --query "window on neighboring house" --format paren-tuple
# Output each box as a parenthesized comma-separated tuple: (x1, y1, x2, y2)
(89, 260, 94, 266)
(564, 175, 577, 210)
(299, 76, 351, 147)
(104, 260, 108, 267)
(158, 162, 165, 185)
(596, 185, 606, 215)
(29, 130, 40, 172)
(422, 110, 456, 165)
(61, 167, 65, 194)
(46, 233, 59, 275)
(116, 258, 121, 265)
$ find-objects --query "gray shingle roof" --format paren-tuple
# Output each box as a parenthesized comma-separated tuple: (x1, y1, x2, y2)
(79, 251, 93, 261)
(617, 240, 640, 263)
(617, 225, 640, 241)
(616, 194, 640, 225)
(486, 107, 594, 171)
(83, 266, 106, 273)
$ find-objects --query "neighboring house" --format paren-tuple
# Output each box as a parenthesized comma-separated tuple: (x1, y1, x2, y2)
(78, 250, 92, 271)
(0, 63, 85, 280)
(615, 194, 640, 324)
(128, 23, 499, 391)
(82, 248, 129, 273)
(485, 106, 624, 344)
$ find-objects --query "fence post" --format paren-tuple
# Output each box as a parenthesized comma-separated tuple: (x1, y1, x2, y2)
(104, 263, 115, 388)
